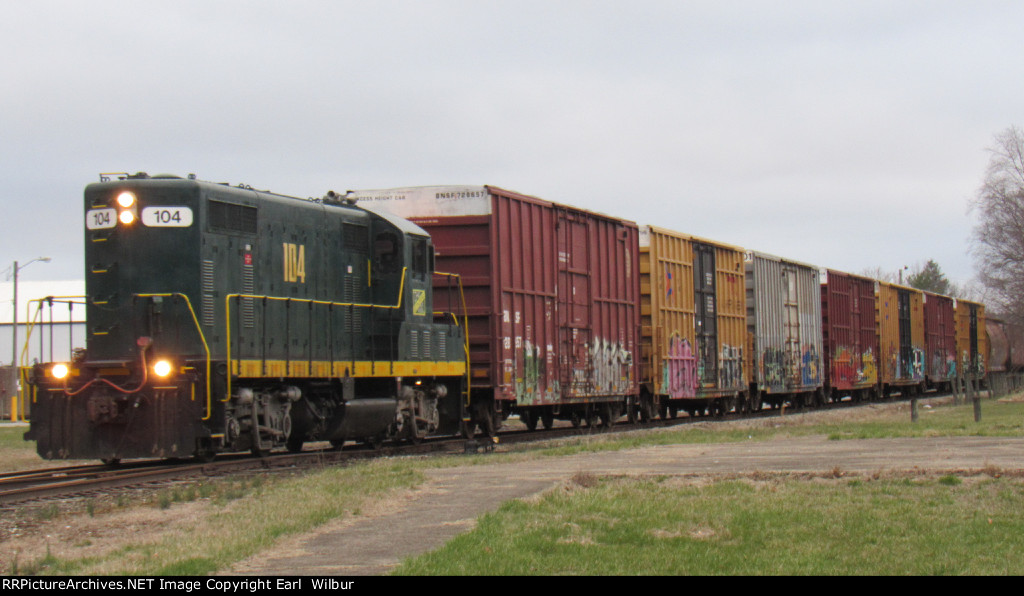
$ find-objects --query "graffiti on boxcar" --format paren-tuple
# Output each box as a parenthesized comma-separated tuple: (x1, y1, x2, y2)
(802, 344, 820, 386)
(929, 352, 957, 380)
(832, 347, 877, 386)
(962, 350, 985, 377)
(886, 343, 899, 379)
(860, 348, 877, 384)
(570, 338, 632, 396)
(911, 347, 924, 380)
(719, 343, 744, 389)
(833, 346, 855, 385)
(515, 340, 560, 405)
(662, 334, 698, 398)
(760, 348, 786, 388)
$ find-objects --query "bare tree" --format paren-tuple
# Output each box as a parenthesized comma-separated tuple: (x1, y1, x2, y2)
(859, 266, 898, 283)
(971, 125, 1024, 322)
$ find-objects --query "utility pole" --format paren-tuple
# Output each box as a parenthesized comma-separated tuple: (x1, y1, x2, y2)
(10, 257, 51, 366)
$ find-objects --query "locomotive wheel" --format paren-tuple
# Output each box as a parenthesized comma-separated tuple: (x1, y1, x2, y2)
(193, 449, 216, 463)
(407, 413, 423, 445)
(362, 433, 385, 450)
(286, 433, 306, 453)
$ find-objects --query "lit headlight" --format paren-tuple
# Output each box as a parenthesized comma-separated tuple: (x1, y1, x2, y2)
(52, 363, 69, 379)
(117, 191, 136, 208)
(119, 210, 135, 225)
(153, 360, 173, 378)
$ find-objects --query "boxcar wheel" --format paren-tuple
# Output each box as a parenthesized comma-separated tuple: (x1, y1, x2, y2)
(521, 409, 538, 431)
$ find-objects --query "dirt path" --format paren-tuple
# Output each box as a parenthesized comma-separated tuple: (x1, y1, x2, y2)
(227, 433, 1024, 576)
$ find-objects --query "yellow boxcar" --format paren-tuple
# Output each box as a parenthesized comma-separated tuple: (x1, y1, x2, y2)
(875, 281, 925, 393)
(639, 226, 749, 416)
(955, 298, 988, 378)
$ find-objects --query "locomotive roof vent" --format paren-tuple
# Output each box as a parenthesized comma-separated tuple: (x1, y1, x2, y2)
(322, 189, 357, 206)
(99, 171, 197, 181)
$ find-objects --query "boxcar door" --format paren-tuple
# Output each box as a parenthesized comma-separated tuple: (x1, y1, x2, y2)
(897, 289, 912, 380)
(853, 277, 876, 384)
(693, 242, 718, 388)
(783, 265, 801, 389)
(969, 304, 980, 374)
(556, 210, 593, 397)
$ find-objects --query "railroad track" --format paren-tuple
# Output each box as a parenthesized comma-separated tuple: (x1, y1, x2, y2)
(0, 390, 962, 506)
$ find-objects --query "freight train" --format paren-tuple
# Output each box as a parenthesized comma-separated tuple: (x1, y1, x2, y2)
(24, 176, 990, 462)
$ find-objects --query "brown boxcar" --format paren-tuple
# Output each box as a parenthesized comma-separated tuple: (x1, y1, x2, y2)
(987, 317, 1010, 375)
(820, 269, 878, 401)
(350, 185, 641, 430)
(955, 299, 987, 378)
(922, 291, 956, 389)
(876, 281, 925, 394)
(985, 316, 1024, 395)
(745, 251, 824, 408)
(639, 226, 749, 417)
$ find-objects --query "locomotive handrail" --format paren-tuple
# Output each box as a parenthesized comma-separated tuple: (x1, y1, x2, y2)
(20, 295, 86, 368)
(224, 267, 409, 401)
(133, 293, 213, 420)
(432, 271, 472, 422)
(18, 295, 86, 421)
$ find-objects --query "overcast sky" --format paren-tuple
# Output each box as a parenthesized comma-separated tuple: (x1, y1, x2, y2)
(3, 0, 1021, 290)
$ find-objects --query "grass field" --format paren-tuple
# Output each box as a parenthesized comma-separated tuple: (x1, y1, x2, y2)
(3, 396, 1024, 575)
(396, 472, 1024, 575)
(391, 398, 1024, 575)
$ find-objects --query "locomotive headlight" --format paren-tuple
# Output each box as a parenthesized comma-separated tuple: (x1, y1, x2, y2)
(117, 191, 136, 208)
(119, 210, 135, 225)
(153, 360, 173, 378)
(52, 363, 69, 380)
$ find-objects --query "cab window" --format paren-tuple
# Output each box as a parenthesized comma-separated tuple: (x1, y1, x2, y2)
(374, 232, 401, 274)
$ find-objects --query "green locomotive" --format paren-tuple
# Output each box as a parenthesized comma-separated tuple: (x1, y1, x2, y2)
(26, 173, 468, 461)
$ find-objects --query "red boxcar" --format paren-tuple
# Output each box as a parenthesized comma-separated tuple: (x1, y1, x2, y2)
(351, 185, 641, 431)
(820, 269, 878, 401)
(923, 291, 956, 389)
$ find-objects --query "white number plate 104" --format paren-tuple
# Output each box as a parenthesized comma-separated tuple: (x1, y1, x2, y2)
(142, 207, 193, 227)
(86, 208, 116, 229)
